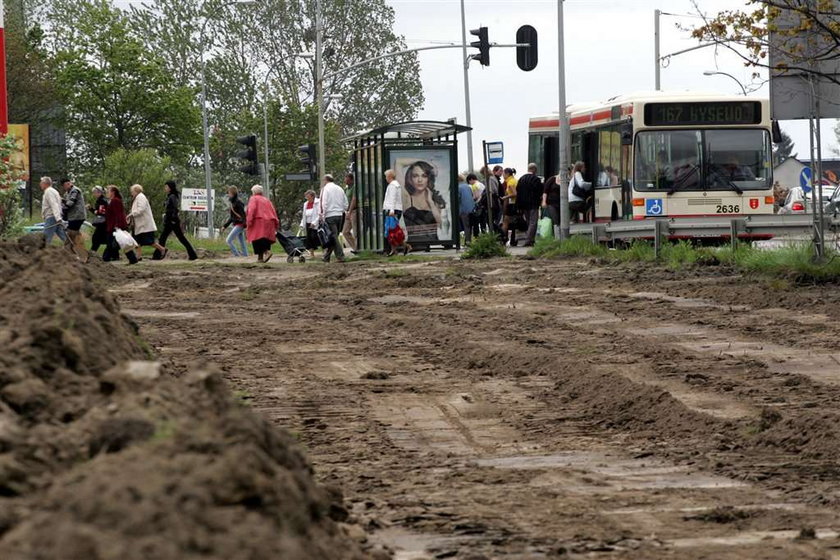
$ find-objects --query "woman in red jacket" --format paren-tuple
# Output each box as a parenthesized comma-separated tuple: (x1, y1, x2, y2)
(245, 185, 279, 263)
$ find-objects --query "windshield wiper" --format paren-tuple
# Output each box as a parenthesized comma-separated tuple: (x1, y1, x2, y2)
(667, 164, 700, 196)
(723, 178, 743, 195)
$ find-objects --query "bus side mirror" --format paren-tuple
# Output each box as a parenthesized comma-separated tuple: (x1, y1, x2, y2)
(771, 120, 782, 144)
(620, 123, 633, 145)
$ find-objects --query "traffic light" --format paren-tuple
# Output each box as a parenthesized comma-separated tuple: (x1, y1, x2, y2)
(470, 26, 490, 66)
(516, 25, 538, 72)
(298, 144, 316, 176)
(236, 134, 259, 175)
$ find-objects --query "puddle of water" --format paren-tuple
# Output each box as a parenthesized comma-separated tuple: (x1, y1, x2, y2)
(630, 291, 749, 312)
(122, 309, 200, 319)
(669, 528, 840, 548)
(476, 452, 746, 492)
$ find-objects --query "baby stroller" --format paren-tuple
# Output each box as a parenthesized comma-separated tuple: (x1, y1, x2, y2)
(276, 230, 307, 263)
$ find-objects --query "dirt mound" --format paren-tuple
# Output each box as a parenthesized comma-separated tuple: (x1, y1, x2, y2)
(0, 242, 366, 559)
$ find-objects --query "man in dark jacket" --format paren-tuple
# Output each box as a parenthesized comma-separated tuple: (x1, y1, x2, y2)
(155, 180, 198, 260)
(515, 163, 543, 246)
(61, 178, 89, 262)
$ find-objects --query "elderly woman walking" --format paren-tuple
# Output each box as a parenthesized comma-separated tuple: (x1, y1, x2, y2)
(299, 189, 320, 256)
(103, 185, 140, 264)
(128, 184, 167, 261)
(245, 185, 279, 263)
(88, 186, 109, 256)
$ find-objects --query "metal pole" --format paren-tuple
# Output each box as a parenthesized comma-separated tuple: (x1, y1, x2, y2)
(263, 84, 271, 200)
(0, 1, 7, 136)
(459, 0, 475, 171)
(654, 9, 661, 91)
(316, 0, 326, 179)
(200, 53, 213, 236)
(815, 99, 826, 258)
(558, 0, 570, 240)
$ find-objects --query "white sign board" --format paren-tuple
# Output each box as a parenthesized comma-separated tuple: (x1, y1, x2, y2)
(181, 188, 216, 212)
(486, 141, 504, 164)
(769, 1, 840, 120)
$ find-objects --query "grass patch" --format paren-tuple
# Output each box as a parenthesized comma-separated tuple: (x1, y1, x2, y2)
(384, 268, 409, 278)
(530, 236, 608, 259)
(737, 243, 840, 284)
(462, 233, 508, 259)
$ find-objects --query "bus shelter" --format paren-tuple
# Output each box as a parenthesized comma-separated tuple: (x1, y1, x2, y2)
(347, 120, 471, 252)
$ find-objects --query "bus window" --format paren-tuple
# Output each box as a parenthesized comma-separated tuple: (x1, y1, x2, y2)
(705, 129, 771, 190)
(528, 134, 544, 175)
(635, 130, 701, 191)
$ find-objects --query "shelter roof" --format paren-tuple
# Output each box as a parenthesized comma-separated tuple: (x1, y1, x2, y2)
(346, 120, 471, 142)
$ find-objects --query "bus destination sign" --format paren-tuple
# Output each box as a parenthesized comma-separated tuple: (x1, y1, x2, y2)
(644, 101, 761, 126)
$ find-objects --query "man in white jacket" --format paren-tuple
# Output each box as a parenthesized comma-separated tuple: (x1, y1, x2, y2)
(39, 177, 69, 247)
(318, 174, 348, 263)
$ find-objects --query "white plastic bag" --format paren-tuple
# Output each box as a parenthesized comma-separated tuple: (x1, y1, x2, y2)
(113, 228, 138, 250)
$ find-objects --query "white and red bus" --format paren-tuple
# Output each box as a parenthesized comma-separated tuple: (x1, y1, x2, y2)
(528, 91, 775, 222)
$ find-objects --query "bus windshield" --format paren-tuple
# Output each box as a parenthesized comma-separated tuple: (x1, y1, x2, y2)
(635, 129, 771, 192)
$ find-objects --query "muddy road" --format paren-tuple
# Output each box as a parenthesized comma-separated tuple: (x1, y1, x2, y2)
(117, 255, 840, 559)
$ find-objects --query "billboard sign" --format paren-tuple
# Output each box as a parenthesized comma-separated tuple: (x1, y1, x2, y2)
(8, 124, 30, 181)
(181, 188, 216, 212)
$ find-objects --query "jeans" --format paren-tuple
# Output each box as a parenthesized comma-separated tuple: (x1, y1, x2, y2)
(43, 216, 67, 245)
(225, 225, 248, 256)
(322, 216, 345, 261)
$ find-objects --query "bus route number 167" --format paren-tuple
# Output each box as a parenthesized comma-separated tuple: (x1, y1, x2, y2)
(716, 204, 740, 214)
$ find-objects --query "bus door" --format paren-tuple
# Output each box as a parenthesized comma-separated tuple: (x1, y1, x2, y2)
(543, 134, 559, 180)
(583, 131, 598, 219)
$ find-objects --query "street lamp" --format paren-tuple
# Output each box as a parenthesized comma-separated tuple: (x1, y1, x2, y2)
(702, 70, 748, 96)
(199, 0, 255, 237)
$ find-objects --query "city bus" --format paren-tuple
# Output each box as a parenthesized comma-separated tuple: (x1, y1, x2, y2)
(528, 91, 776, 222)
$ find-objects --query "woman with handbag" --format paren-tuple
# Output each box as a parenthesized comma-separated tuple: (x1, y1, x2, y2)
(103, 185, 140, 264)
(88, 186, 109, 255)
(568, 161, 593, 223)
(298, 189, 320, 257)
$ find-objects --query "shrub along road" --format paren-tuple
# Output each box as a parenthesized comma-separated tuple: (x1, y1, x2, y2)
(118, 255, 840, 558)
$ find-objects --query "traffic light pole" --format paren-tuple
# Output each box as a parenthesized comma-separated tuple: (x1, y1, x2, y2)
(557, 0, 571, 241)
(459, 0, 475, 171)
(315, 0, 326, 182)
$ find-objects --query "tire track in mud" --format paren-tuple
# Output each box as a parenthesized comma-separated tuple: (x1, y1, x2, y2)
(118, 259, 840, 559)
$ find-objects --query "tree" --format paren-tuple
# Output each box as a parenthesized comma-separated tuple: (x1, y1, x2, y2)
(0, 136, 26, 238)
(690, 1, 840, 86)
(773, 128, 797, 166)
(95, 149, 174, 220)
(45, 0, 201, 172)
(129, 0, 424, 147)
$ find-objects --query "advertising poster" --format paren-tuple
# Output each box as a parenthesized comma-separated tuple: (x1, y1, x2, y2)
(8, 124, 30, 181)
(388, 148, 454, 245)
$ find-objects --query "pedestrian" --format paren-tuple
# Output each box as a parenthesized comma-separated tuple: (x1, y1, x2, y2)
(39, 177, 69, 248)
(501, 168, 518, 246)
(60, 178, 89, 262)
(341, 173, 358, 253)
(299, 189, 320, 256)
(516, 163, 543, 247)
(127, 184, 167, 261)
(459, 174, 476, 246)
(382, 169, 403, 255)
(103, 185, 139, 264)
(568, 161, 593, 223)
(88, 186, 109, 255)
(157, 180, 198, 260)
(541, 171, 562, 227)
(245, 184, 279, 263)
(319, 174, 348, 263)
(220, 186, 248, 257)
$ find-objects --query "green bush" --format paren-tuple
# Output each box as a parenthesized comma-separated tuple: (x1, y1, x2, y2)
(0, 186, 24, 239)
(614, 240, 656, 263)
(463, 233, 508, 259)
(530, 235, 608, 259)
(660, 240, 698, 270)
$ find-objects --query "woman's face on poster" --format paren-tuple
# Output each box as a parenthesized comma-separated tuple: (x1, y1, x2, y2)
(409, 166, 430, 192)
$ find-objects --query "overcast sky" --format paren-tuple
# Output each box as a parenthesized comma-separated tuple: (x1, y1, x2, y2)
(385, 0, 834, 172)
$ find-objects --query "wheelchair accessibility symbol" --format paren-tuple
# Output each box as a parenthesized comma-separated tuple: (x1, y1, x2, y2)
(645, 198, 664, 216)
